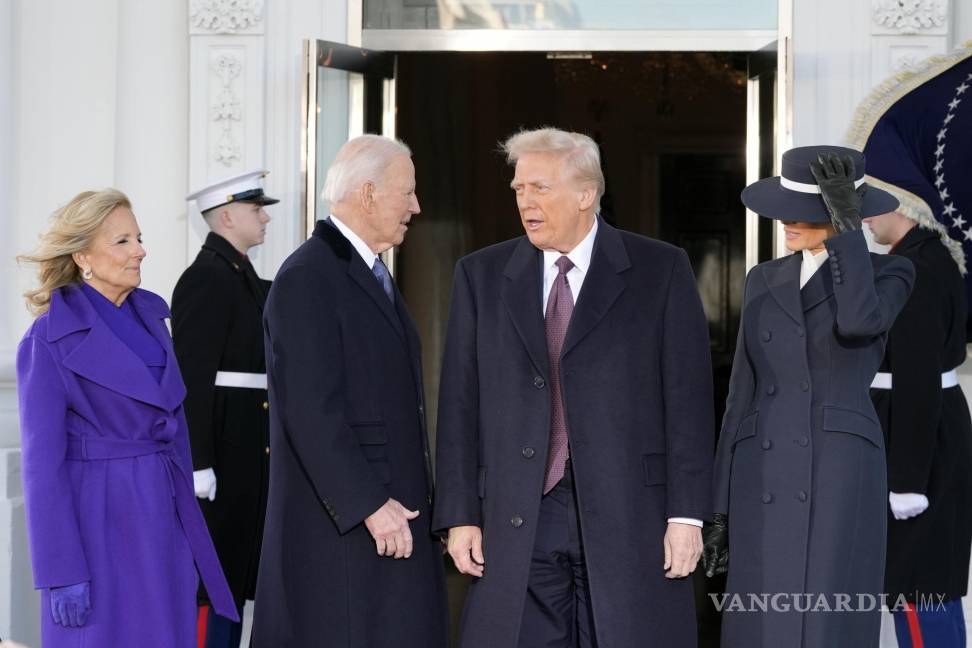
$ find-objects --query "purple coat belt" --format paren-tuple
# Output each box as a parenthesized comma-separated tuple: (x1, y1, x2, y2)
(63, 433, 236, 616)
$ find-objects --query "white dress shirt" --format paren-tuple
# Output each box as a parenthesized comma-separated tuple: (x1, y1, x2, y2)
(800, 248, 829, 289)
(329, 214, 379, 270)
(542, 218, 598, 314)
(540, 219, 702, 529)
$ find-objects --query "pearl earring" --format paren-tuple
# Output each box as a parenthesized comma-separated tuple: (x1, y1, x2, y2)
(82, 268, 93, 280)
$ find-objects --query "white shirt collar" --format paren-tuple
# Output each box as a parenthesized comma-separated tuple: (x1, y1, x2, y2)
(328, 214, 378, 270)
(542, 217, 598, 275)
(799, 248, 829, 289)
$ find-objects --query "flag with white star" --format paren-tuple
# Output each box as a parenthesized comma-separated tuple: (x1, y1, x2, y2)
(847, 43, 972, 338)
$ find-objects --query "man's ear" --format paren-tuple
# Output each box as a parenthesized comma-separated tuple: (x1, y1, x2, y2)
(359, 181, 377, 212)
(577, 185, 597, 212)
(218, 207, 235, 229)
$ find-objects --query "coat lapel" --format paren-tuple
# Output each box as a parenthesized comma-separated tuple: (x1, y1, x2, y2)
(501, 237, 550, 380)
(561, 220, 629, 359)
(313, 219, 406, 345)
(52, 286, 180, 411)
(800, 258, 834, 312)
(762, 253, 806, 326)
(128, 290, 188, 410)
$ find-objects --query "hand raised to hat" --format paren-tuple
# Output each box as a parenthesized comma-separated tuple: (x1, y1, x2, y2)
(809, 153, 864, 234)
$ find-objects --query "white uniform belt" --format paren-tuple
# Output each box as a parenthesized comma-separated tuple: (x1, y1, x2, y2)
(214, 371, 267, 390)
(870, 369, 958, 390)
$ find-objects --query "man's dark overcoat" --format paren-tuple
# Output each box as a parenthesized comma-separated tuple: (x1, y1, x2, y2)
(171, 231, 270, 606)
(432, 218, 715, 648)
(713, 229, 915, 648)
(252, 220, 447, 648)
(871, 226, 972, 602)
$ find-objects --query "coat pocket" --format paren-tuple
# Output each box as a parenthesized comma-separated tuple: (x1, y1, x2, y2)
(642, 454, 667, 487)
(351, 421, 388, 463)
(822, 406, 883, 448)
(478, 466, 487, 499)
(732, 411, 759, 446)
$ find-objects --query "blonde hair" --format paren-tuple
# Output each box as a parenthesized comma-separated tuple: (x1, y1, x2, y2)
(322, 134, 412, 206)
(17, 189, 132, 316)
(501, 127, 606, 211)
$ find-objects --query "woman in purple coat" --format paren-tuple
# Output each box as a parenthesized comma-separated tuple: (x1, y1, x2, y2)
(16, 189, 237, 647)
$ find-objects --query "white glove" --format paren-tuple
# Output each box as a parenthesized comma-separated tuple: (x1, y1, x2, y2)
(193, 468, 217, 501)
(889, 492, 928, 520)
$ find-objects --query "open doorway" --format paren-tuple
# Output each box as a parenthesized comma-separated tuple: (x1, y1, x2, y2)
(393, 50, 747, 645)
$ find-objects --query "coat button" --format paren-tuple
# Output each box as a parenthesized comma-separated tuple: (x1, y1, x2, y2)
(511, 515, 524, 528)
(761, 330, 772, 342)
(795, 326, 805, 337)
(761, 492, 773, 504)
(265, 446, 271, 455)
(418, 405, 424, 415)
(262, 401, 269, 411)
(800, 381, 809, 392)
(765, 384, 776, 395)
(797, 436, 809, 447)
(534, 376, 545, 389)
(521, 447, 535, 459)
(797, 490, 808, 502)
(761, 439, 772, 450)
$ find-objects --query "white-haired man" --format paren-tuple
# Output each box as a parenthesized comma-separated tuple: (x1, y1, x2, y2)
(432, 127, 714, 647)
(252, 135, 447, 647)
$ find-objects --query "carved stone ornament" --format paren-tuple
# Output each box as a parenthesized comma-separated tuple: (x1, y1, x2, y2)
(872, 0, 948, 34)
(211, 53, 243, 166)
(190, 0, 264, 34)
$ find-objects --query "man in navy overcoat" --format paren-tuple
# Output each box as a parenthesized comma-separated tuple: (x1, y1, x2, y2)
(252, 135, 447, 647)
(433, 128, 714, 648)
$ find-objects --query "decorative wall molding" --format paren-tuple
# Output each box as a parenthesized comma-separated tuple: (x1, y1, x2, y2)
(190, 0, 265, 35)
(211, 53, 243, 166)
(872, 0, 949, 35)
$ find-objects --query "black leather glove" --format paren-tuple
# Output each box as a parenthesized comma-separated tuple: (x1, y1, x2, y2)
(809, 153, 865, 234)
(701, 513, 729, 577)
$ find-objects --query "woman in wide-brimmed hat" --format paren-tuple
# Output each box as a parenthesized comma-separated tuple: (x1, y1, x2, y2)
(702, 145, 915, 648)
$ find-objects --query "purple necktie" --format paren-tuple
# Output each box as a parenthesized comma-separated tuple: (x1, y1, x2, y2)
(543, 255, 575, 494)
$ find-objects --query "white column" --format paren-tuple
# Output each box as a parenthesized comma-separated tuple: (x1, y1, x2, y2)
(187, 0, 268, 273)
(115, 0, 190, 301)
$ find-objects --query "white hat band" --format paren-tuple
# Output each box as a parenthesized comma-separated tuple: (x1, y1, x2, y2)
(780, 176, 866, 194)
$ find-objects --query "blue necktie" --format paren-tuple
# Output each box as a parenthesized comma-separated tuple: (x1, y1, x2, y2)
(371, 257, 394, 303)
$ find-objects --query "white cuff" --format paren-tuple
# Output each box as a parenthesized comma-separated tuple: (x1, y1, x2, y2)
(888, 492, 928, 520)
(667, 517, 704, 528)
(193, 468, 217, 501)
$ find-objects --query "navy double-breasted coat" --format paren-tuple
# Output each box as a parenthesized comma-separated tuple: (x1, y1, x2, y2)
(251, 220, 447, 647)
(713, 230, 914, 648)
(433, 219, 715, 648)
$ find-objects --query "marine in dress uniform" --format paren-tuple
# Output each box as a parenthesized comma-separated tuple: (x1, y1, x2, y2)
(847, 45, 972, 648)
(172, 170, 278, 648)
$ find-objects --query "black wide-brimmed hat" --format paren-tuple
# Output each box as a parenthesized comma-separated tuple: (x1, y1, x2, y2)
(741, 145, 899, 222)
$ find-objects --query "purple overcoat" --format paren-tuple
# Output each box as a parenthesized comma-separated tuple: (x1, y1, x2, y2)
(16, 284, 237, 648)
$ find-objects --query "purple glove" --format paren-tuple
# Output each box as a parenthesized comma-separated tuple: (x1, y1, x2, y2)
(49, 581, 91, 627)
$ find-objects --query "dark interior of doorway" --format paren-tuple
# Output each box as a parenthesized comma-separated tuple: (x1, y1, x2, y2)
(395, 50, 748, 647)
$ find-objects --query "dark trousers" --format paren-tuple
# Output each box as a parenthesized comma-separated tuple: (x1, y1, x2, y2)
(204, 606, 243, 648)
(517, 462, 598, 648)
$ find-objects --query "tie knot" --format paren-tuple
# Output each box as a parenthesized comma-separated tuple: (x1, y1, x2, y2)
(555, 256, 574, 275)
(372, 258, 388, 278)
